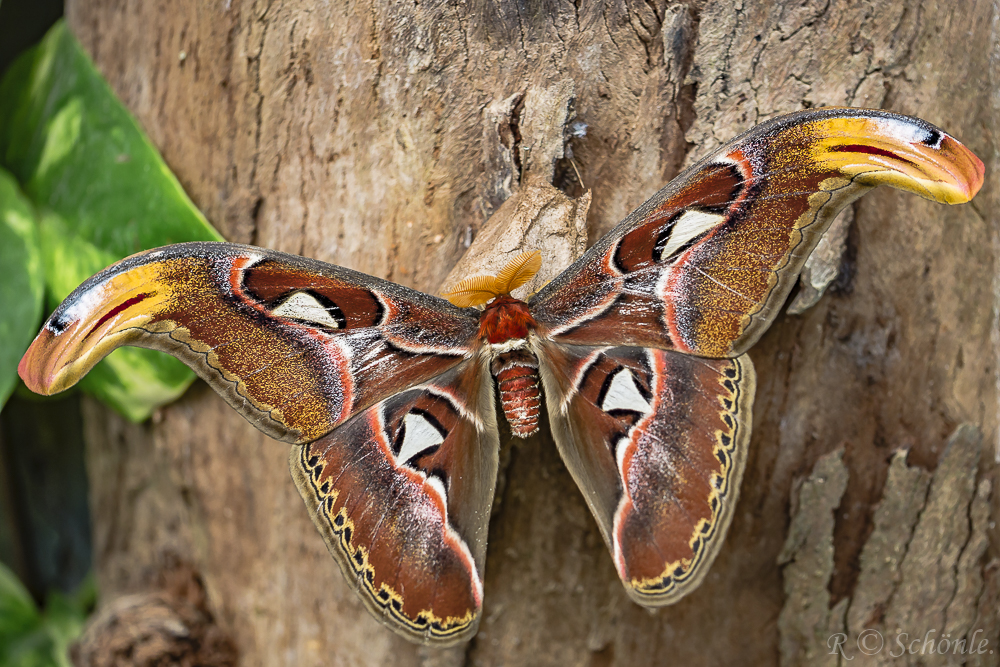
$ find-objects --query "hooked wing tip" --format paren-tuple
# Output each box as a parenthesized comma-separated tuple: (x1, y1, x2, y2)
(18, 340, 45, 394)
(943, 135, 985, 203)
(807, 110, 985, 206)
(18, 327, 68, 395)
(17, 281, 159, 397)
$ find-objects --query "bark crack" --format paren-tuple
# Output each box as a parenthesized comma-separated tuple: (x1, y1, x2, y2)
(244, 3, 272, 241)
(602, 8, 624, 56)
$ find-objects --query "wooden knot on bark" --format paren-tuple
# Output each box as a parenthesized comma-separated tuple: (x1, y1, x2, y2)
(70, 559, 237, 667)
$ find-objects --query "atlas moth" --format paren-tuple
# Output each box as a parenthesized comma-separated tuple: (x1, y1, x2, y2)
(18, 108, 984, 645)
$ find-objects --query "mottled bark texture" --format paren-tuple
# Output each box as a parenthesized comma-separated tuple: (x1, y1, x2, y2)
(66, 1, 998, 665)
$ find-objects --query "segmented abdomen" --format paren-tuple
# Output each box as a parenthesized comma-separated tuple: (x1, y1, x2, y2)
(491, 349, 541, 438)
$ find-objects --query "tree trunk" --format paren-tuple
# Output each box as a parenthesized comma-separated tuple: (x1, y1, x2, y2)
(65, 1, 998, 665)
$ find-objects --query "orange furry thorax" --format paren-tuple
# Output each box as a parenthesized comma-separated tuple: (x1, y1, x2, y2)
(478, 296, 536, 344)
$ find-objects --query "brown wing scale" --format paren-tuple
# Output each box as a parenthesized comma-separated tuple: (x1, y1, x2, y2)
(19, 242, 479, 444)
(530, 108, 983, 358)
(535, 340, 755, 604)
(291, 357, 498, 645)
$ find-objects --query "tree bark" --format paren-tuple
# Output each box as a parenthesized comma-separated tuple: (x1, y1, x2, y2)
(65, 1, 998, 665)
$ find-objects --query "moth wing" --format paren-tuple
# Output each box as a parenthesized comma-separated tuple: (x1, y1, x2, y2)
(291, 356, 498, 645)
(19, 242, 480, 444)
(530, 108, 983, 357)
(535, 341, 755, 605)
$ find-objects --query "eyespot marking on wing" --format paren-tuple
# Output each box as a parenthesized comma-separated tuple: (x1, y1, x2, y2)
(600, 368, 653, 415)
(272, 291, 347, 329)
(653, 209, 726, 263)
(394, 410, 446, 466)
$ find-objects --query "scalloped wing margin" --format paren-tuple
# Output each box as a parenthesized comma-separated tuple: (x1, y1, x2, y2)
(290, 356, 499, 645)
(536, 340, 755, 605)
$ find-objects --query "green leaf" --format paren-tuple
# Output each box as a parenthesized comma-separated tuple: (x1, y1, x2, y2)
(0, 20, 223, 420)
(40, 576, 96, 667)
(0, 561, 40, 639)
(0, 563, 96, 667)
(0, 167, 44, 408)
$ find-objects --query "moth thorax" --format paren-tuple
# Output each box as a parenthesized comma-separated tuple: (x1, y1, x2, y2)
(490, 349, 541, 438)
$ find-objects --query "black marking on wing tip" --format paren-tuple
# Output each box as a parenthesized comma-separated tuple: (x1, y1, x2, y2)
(47, 313, 72, 335)
(724, 365, 738, 379)
(920, 127, 943, 149)
(333, 513, 345, 528)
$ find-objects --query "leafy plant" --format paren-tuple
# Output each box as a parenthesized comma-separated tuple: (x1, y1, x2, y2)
(0, 167, 44, 407)
(0, 19, 223, 420)
(0, 562, 96, 667)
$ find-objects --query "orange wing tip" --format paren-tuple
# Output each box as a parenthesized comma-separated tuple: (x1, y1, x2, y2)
(811, 114, 985, 206)
(17, 316, 142, 396)
(17, 268, 169, 396)
(18, 336, 57, 395)
(940, 135, 985, 203)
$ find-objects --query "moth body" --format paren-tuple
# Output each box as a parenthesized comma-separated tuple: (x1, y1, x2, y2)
(490, 347, 541, 437)
(480, 295, 542, 438)
(477, 294, 535, 343)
